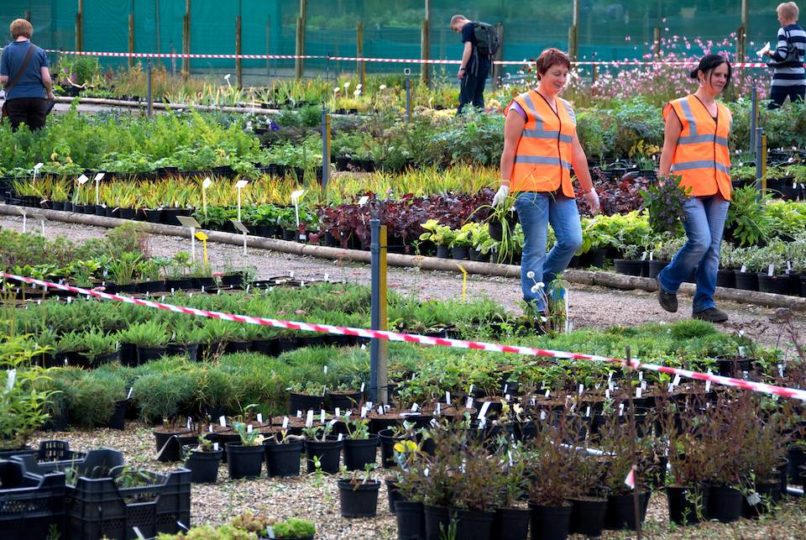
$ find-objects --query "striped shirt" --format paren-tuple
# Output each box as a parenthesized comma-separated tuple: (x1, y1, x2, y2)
(771, 23, 805, 88)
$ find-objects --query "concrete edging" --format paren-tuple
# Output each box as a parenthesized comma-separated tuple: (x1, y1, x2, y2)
(1, 204, 803, 311)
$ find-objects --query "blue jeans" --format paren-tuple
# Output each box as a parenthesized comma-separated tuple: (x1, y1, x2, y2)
(515, 192, 582, 312)
(658, 195, 729, 313)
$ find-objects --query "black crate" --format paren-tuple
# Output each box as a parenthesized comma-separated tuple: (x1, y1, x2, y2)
(65, 468, 191, 540)
(0, 460, 66, 540)
(14, 448, 122, 478)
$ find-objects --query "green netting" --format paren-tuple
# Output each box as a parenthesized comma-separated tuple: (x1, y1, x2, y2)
(0, 0, 784, 81)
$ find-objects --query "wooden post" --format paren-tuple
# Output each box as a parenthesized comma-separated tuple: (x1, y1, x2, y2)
(421, 0, 430, 85)
(492, 23, 504, 89)
(75, 0, 84, 52)
(182, 0, 191, 80)
(128, 0, 135, 69)
(653, 27, 661, 58)
(295, 0, 307, 80)
(737, 0, 748, 63)
(356, 21, 365, 90)
(568, 0, 579, 61)
(236, 9, 243, 89)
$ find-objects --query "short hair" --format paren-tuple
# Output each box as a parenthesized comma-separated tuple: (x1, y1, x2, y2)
(777, 2, 799, 21)
(10, 18, 33, 39)
(450, 15, 467, 26)
(689, 53, 732, 88)
(534, 48, 571, 80)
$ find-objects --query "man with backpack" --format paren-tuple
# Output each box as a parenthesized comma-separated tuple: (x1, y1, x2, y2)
(450, 14, 499, 114)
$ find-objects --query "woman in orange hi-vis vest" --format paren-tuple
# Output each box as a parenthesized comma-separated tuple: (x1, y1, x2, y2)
(495, 48, 600, 320)
(656, 54, 733, 323)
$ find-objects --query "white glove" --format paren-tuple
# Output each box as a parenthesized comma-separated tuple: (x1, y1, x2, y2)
(583, 189, 600, 215)
(492, 185, 510, 208)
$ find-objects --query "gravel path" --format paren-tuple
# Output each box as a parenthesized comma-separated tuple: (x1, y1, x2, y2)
(2, 214, 802, 352)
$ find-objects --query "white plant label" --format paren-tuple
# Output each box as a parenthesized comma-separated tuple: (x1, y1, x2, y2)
(636, 387, 643, 398)
(505, 394, 511, 402)
(585, 406, 591, 417)
(257, 413, 263, 424)
(641, 251, 647, 261)
(296, 410, 302, 418)
(465, 397, 474, 409)
(282, 416, 289, 429)
(544, 389, 550, 398)
(746, 492, 761, 506)
(213, 443, 219, 451)
(445, 391, 451, 404)
(235, 180, 249, 189)
(607, 372, 613, 383)
(478, 417, 487, 430)
(219, 416, 226, 427)
(605, 389, 611, 399)
(638, 372, 643, 382)
(94, 172, 105, 182)
(578, 384, 584, 395)
(360, 382, 365, 393)
(503, 384, 508, 394)
(619, 403, 625, 416)
(305, 410, 314, 428)
(436, 403, 441, 416)
(186, 418, 192, 430)
(247, 424, 253, 433)
(740, 265, 747, 273)
(358, 196, 369, 206)
(323, 365, 328, 374)
(360, 407, 367, 419)
(411, 403, 419, 412)
(540, 410, 547, 421)
(324, 273, 329, 282)
(469, 384, 474, 394)
(337, 433, 343, 442)
(5, 369, 16, 391)
(768, 264, 775, 277)
(208, 425, 213, 433)
(320, 410, 326, 423)
(334, 408, 340, 418)
(705, 381, 711, 392)
(377, 405, 384, 415)
(672, 374, 681, 387)
(640, 381, 647, 391)
(77, 174, 89, 185)
(778, 364, 785, 378)
(127, 387, 133, 399)
(478, 401, 491, 418)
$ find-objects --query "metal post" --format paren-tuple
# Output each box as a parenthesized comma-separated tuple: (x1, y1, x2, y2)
(295, 0, 307, 80)
(370, 219, 388, 405)
(171, 44, 176, 77)
(75, 0, 84, 52)
(321, 105, 330, 190)
(755, 127, 765, 196)
(356, 21, 366, 90)
(405, 73, 411, 122)
(128, 0, 135, 69)
(492, 23, 504, 89)
(147, 60, 153, 117)
(236, 4, 243, 89)
(749, 87, 758, 158)
(182, 0, 191, 80)
(737, 0, 748, 63)
(568, 0, 579, 61)
(420, 0, 430, 85)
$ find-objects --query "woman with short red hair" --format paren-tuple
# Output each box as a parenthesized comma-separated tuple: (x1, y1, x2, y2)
(496, 48, 600, 323)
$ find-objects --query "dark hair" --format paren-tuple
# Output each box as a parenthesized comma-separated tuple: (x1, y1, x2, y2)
(535, 48, 571, 80)
(689, 54, 732, 87)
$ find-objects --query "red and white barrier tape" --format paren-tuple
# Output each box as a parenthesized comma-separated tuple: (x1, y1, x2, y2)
(2, 271, 804, 402)
(45, 49, 794, 69)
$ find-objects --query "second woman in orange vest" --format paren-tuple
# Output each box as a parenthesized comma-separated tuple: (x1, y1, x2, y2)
(495, 48, 600, 319)
(656, 54, 733, 323)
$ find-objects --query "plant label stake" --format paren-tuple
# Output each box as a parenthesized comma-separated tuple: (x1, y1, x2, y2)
(231, 219, 250, 255)
(235, 180, 249, 222)
(195, 231, 209, 267)
(257, 413, 263, 424)
(291, 189, 305, 228)
(201, 177, 212, 218)
(15, 206, 28, 233)
(456, 264, 468, 302)
(94, 172, 105, 206)
(32, 162, 43, 182)
(305, 410, 314, 427)
(177, 216, 202, 262)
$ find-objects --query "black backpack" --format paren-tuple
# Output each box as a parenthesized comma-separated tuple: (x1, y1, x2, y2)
(472, 21, 500, 57)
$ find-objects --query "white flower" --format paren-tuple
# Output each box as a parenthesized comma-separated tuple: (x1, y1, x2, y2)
(526, 271, 535, 279)
(379, 84, 387, 90)
(536, 282, 544, 290)
(530, 285, 540, 294)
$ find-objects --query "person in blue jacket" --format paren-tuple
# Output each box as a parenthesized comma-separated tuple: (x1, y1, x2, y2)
(1, 19, 54, 131)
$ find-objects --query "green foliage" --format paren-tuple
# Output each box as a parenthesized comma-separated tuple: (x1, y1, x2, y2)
(726, 186, 772, 247)
(272, 518, 316, 539)
(641, 175, 691, 235)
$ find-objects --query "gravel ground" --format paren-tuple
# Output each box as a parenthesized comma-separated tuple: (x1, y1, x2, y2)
(1, 214, 803, 352)
(29, 425, 806, 539)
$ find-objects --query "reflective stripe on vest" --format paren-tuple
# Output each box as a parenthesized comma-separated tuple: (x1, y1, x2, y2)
(508, 90, 576, 197)
(664, 95, 732, 200)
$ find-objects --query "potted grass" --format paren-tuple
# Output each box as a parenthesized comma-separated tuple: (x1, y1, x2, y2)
(270, 517, 316, 540)
(226, 421, 265, 479)
(118, 320, 170, 364)
(78, 330, 119, 367)
(338, 464, 381, 518)
(342, 416, 378, 471)
(264, 426, 305, 477)
(185, 433, 223, 483)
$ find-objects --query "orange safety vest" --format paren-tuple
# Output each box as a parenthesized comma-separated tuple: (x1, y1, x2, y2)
(506, 90, 576, 197)
(663, 95, 732, 200)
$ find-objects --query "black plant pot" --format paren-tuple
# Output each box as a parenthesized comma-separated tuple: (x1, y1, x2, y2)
(788, 446, 806, 486)
(327, 390, 362, 411)
(436, 245, 451, 259)
(604, 491, 649, 530)
(666, 485, 709, 525)
(613, 258, 645, 276)
(193, 276, 216, 290)
(379, 429, 410, 468)
(396, 501, 425, 540)
(741, 479, 780, 519)
(153, 429, 192, 462)
(289, 392, 325, 415)
(226, 443, 264, 479)
(455, 508, 495, 540)
(251, 338, 280, 356)
(338, 478, 380, 518)
(451, 246, 469, 260)
(757, 273, 799, 296)
(569, 497, 607, 537)
(734, 270, 759, 291)
(264, 440, 303, 477)
(386, 478, 403, 512)
(706, 485, 742, 523)
(305, 438, 343, 474)
(138, 345, 167, 363)
(647, 260, 669, 279)
(118, 207, 137, 220)
(106, 399, 129, 430)
(144, 208, 163, 223)
(343, 435, 378, 471)
(424, 504, 451, 540)
(186, 449, 223, 483)
(492, 507, 529, 540)
(166, 342, 199, 361)
(716, 268, 736, 288)
(529, 502, 571, 540)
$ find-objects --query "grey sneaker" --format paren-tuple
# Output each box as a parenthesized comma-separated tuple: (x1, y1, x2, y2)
(656, 277, 678, 313)
(693, 307, 729, 323)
